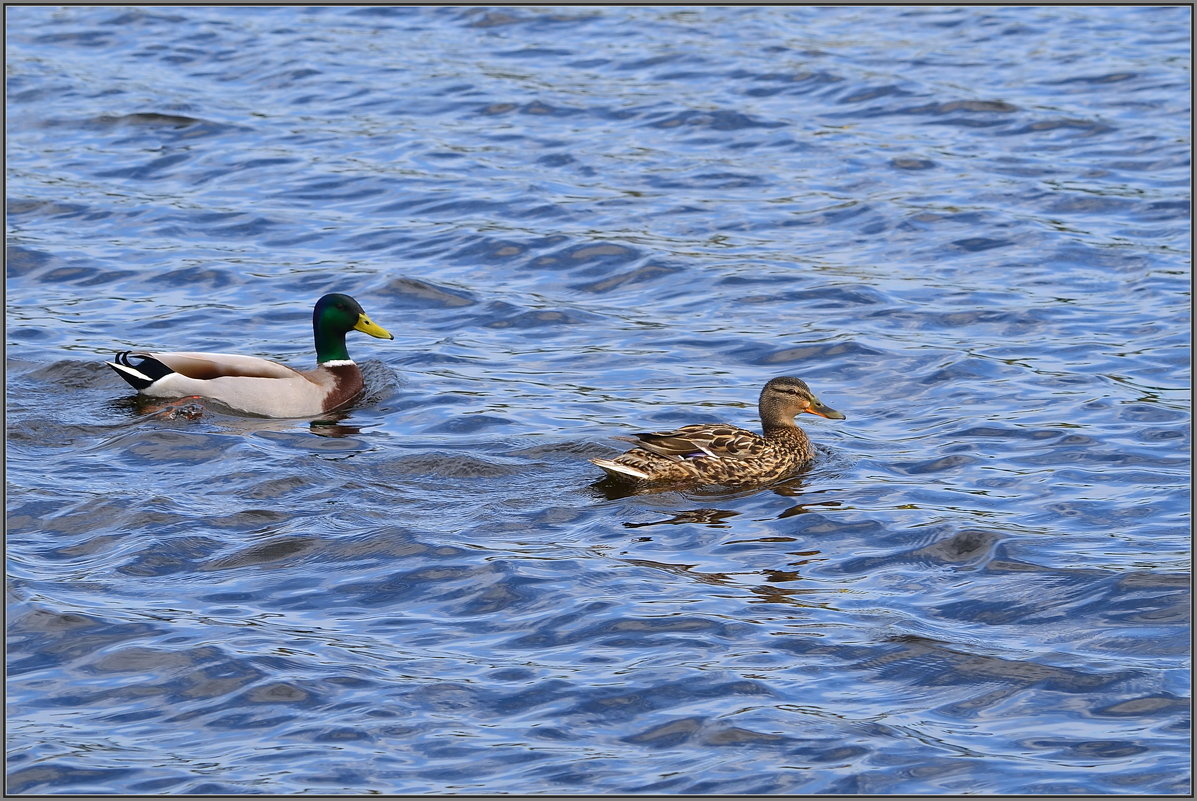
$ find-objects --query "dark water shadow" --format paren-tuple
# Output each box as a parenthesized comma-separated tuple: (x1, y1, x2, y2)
(107, 394, 368, 438)
(590, 466, 845, 521)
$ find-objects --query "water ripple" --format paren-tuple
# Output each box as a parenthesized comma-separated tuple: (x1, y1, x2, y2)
(6, 4, 1189, 796)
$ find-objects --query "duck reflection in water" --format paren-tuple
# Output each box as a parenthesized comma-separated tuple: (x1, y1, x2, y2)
(116, 395, 364, 438)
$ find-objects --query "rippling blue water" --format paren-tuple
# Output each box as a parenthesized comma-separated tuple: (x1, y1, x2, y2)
(6, 5, 1190, 795)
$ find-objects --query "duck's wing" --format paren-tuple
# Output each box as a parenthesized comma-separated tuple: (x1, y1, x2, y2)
(624, 424, 766, 461)
(107, 351, 300, 391)
(147, 351, 302, 380)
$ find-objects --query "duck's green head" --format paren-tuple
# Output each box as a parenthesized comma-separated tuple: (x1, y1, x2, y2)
(313, 293, 393, 363)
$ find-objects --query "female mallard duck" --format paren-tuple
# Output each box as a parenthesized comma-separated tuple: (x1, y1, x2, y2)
(592, 376, 845, 486)
(106, 293, 393, 418)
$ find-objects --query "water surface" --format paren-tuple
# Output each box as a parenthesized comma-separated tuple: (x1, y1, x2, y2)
(6, 5, 1190, 795)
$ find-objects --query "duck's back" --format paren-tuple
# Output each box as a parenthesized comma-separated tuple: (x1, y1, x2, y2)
(594, 423, 815, 485)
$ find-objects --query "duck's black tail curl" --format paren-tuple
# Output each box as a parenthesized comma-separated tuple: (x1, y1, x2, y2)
(105, 352, 174, 390)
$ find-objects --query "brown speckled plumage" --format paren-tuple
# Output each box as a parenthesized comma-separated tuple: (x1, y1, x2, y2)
(592, 376, 845, 486)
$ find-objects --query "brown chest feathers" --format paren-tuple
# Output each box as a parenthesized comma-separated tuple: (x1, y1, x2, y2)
(319, 362, 365, 413)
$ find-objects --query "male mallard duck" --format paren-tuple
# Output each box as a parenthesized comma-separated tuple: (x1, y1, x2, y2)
(106, 293, 393, 418)
(592, 376, 845, 486)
